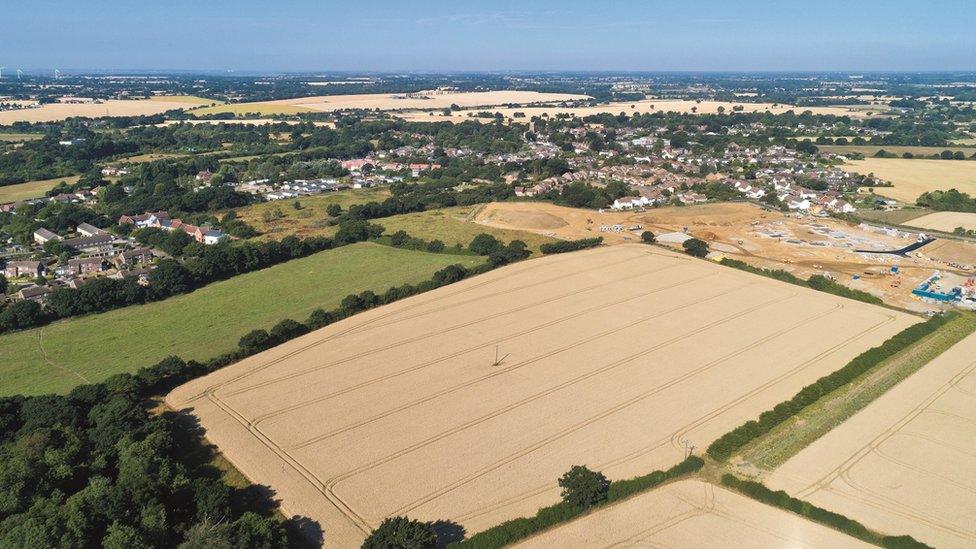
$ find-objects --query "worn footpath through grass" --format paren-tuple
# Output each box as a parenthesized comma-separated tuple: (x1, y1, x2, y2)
(735, 311, 976, 471)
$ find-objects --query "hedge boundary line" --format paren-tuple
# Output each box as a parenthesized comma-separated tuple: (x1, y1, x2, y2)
(539, 237, 603, 255)
(721, 475, 932, 548)
(719, 257, 883, 305)
(707, 313, 952, 461)
(452, 456, 704, 549)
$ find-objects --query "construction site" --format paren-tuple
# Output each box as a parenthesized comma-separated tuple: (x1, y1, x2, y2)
(474, 201, 976, 312)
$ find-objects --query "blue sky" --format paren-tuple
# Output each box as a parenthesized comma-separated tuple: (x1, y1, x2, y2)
(8, 1, 975, 72)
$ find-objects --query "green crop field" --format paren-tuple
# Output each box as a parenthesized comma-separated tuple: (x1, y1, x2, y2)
(0, 175, 81, 203)
(0, 242, 482, 396)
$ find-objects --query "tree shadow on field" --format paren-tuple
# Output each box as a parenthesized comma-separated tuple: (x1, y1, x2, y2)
(286, 515, 324, 548)
(431, 520, 466, 547)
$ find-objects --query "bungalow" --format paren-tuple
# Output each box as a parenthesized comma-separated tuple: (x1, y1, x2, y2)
(114, 247, 154, 268)
(4, 260, 45, 279)
(16, 285, 51, 303)
(76, 222, 107, 237)
(33, 228, 60, 245)
(56, 257, 107, 277)
(195, 170, 214, 183)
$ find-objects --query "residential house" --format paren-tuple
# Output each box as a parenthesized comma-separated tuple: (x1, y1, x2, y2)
(56, 258, 107, 277)
(16, 285, 51, 303)
(114, 247, 154, 269)
(4, 260, 45, 279)
(110, 267, 153, 285)
(118, 211, 170, 228)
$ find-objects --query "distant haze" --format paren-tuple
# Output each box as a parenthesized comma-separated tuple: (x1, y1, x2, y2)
(7, 0, 976, 72)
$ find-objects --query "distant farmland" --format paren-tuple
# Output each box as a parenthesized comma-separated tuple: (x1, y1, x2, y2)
(0, 95, 216, 124)
(843, 158, 976, 203)
(168, 244, 917, 547)
(0, 243, 480, 396)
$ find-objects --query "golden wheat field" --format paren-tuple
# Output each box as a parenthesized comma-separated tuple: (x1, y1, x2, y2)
(167, 245, 917, 546)
(190, 90, 589, 117)
(843, 158, 976, 203)
(766, 331, 976, 548)
(398, 99, 872, 123)
(514, 480, 869, 548)
(0, 96, 214, 124)
(904, 211, 976, 232)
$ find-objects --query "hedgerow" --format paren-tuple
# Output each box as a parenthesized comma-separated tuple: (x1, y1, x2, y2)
(539, 237, 603, 254)
(453, 456, 704, 548)
(707, 314, 950, 461)
(721, 475, 932, 548)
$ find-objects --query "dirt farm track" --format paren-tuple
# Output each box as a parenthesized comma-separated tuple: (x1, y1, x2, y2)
(167, 245, 918, 547)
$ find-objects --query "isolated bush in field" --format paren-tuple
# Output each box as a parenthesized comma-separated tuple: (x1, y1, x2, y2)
(682, 238, 709, 258)
(558, 465, 610, 509)
(362, 516, 437, 549)
(326, 203, 342, 217)
(641, 231, 655, 243)
(426, 239, 445, 253)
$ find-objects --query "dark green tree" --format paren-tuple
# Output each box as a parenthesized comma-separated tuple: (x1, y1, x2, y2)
(558, 465, 610, 509)
(362, 516, 437, 549)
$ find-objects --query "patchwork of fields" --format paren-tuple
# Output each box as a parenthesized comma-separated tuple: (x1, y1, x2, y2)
(767, 330, 976, 548)
(514, 480, 869, 548)
(167, 244, 917, 546)
(0, 96, 215, 124)
(0, 243, 479, 396)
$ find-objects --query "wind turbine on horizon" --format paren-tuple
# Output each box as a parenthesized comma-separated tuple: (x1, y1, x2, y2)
(16, 69, 22, 80)
(0, 68, 5, 80)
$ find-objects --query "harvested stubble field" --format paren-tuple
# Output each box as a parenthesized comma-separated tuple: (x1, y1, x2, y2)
(513, 480, 869, 548)
(767, 328, 976, 548)
(190, 90, 589, 117)
(167, 244, 917, 547)
(0, 243, 478, 397)
(904, 211, 976, 232)
(843, 158, 976, 203)
(0, 96, 214, 124)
